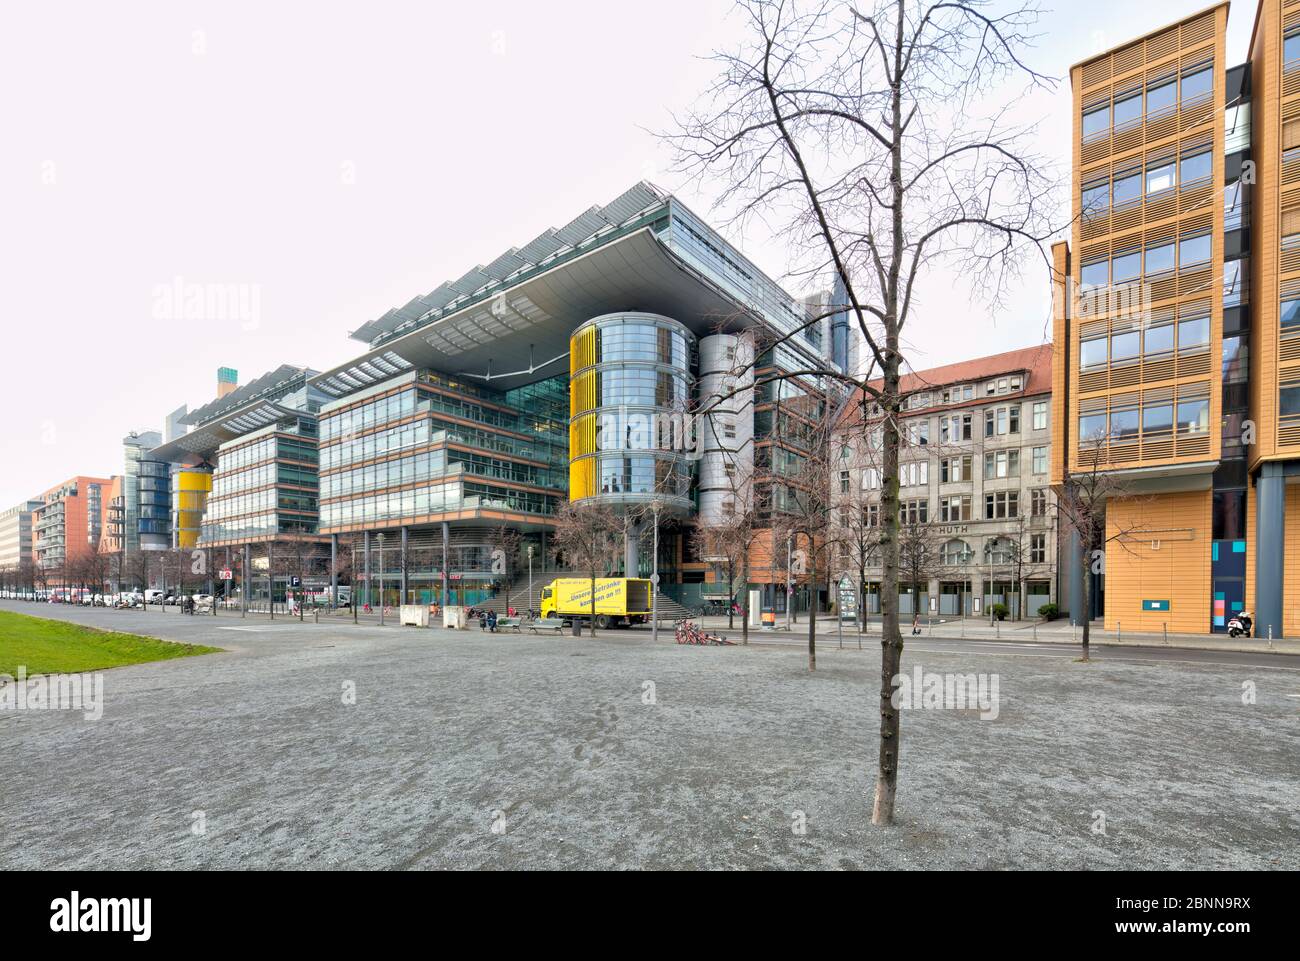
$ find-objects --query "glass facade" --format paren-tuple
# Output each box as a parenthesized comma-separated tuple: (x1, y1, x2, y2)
(201, 417, 320, 544)
(568, 313, 695, 509)
(318, 371, 568, 530)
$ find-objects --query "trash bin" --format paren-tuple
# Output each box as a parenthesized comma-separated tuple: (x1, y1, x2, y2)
(571, 619, 582, 636)
(761, 608, 776, 631)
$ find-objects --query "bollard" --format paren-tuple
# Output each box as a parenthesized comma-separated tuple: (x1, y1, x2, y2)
(1163, 622, 1167, 645)
(1117, 621, 1122, 644)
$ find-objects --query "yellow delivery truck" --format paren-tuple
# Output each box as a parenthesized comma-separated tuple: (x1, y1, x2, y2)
(540, 577, 653, 629)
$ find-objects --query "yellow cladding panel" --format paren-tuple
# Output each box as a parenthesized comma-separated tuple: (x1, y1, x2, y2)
(570, 369, 597, 418)
(1104, 490, 1211, 634)
(176, 471, 212, 493)
(568, 413, 599, 501)
(569, 457, 596, 501)
(570, 327, 596, 376)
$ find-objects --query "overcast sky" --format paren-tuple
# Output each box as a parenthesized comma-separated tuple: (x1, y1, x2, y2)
(0, 1, 1255, 507)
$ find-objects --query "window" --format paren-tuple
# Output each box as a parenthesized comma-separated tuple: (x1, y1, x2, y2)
(1110, 406, 1140, 440)
(1178, 315, 1210, 350)
(1080, 337, 1107, 369)
(1112, 250, 1141, 283)
(1111, 329, 1140, 362)
(1081, 260, 1108, 288)
(1032, 446, 1047, 475)
(1145, 161, 1176, 197)
(984, 491, 1019, 519)
(1143, 401, 1173, 434)
(1281, 384, 1300, 417)
(1179, 232, 1211, 267)
(1282, 296, 1300, 330)
(1079, 412, 1107, 441)
(1144, 323, 1175, 355)
(1032, 401, 1048, 430)
(1112, 170, 1142, 207)
(1114, 92, 1142, 129)
(899, 500, 929, 526)
(1224, 259, 1245, 307)
(1177, 397, 1209, 434)
(940, 495, 971, 523)
(983, 449, 1019, 478)
(984, 410, 995, 437)
(1082, 180, 1109, 216)
(1030, 489, 1048, 517)
(1180, 150, 1212, 185)
(1082, 103, 1110, 140)
(940, 539, 971, 566)
(941, 455, 971, 483)
(1146, 79, 1176, 117)
(1286, 27, 1300, 67)
(839, 470, 850, 494)
(1144, 240, 1175, 275)
(1009, 406, 1019, 433)
(863, 467, 881, 490)
(1030, 534, 1047, 565)
(1180, 65, 1212, 104)
(865, 504, 880, 528)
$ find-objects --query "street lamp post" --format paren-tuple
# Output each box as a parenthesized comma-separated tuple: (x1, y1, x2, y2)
(785, 534, 793, 631)
(377, 532, 386, 626)
(650, 499, 662, 645)
(527, 544, 534, 617)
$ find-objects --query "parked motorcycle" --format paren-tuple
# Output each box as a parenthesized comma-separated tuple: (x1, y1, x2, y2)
(1227, 611, 1253, 639)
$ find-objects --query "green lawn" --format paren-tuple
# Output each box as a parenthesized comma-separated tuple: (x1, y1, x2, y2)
(0, 611, 221, 677)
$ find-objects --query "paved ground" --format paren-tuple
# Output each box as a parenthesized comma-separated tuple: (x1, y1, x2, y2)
(1, 600, 1297, 870)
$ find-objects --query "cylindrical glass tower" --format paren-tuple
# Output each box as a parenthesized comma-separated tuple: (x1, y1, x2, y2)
(171, 468, 213, 550)
(569, 312, 695, 513)
(137, 459, 171, 551)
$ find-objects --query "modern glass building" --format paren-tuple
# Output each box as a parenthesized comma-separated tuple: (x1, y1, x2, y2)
(136, 184, 856, 609)
(301, 181, 852, 608)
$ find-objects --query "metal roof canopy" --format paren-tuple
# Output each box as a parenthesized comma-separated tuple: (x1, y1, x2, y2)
(181, 364, 314, 427)
(148, 399, 302, 464)
(310, 227, 761, 397)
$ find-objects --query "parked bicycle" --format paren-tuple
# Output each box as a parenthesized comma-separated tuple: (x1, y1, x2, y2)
(673, 618, 732, 646)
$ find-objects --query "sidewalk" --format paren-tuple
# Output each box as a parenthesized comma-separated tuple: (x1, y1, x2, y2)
(687, 613, 1300, 656)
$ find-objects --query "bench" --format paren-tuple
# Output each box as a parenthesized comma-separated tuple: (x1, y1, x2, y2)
(528, 618, 566, 634)
(496, 617, 522, 633)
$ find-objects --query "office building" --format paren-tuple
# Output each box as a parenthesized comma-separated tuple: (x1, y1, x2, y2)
(1053, 1, 1300, 637)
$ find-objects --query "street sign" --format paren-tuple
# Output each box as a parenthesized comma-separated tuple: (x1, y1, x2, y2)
(290, 576, 301, 588)
(219, 569, 233, 581)
(650, 573, 660, 586)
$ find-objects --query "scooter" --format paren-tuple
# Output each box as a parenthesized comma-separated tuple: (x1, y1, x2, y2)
(1227, 611, 1253, 638)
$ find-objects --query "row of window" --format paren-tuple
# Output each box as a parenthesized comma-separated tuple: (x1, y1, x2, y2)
(319, 482, 559, 528)
(1081, 148, 1213, 216)
(860, 489, 1051, 526)
(1081, 62, 1212, 142)
(1080, 231, 1212, 288)
(1078, 395, 1210, 442)
(1080, 314, 1210, 369)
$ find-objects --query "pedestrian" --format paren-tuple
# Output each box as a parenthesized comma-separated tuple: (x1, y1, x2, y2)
(911, 612, 921, 636)
(488, 609, 498, 633)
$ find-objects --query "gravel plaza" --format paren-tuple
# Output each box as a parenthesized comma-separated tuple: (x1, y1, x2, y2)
(1, 601, 1297, 870)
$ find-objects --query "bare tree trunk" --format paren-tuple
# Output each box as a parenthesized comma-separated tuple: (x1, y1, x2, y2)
(1079, 536, 1092, 662)
(873, 7, 906, 826)
(740, 551, 750, 646)
(807, 546, 817, 671)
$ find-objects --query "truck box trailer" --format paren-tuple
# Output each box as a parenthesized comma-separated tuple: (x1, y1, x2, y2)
(540, 577, 653, 629)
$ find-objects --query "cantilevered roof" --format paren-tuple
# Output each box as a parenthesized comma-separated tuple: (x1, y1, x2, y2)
(181, 364, 314, 427)
(348, 182, 668, 350)
(310, 225, 764, 398)
(149, 398, 299, 463)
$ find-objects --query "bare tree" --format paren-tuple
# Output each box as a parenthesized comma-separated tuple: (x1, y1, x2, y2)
(549, 500, 623, 636)
(1054, 437, 1149, 661)
(770, 407, 840, 670)
(667, 0, 1057, 822)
